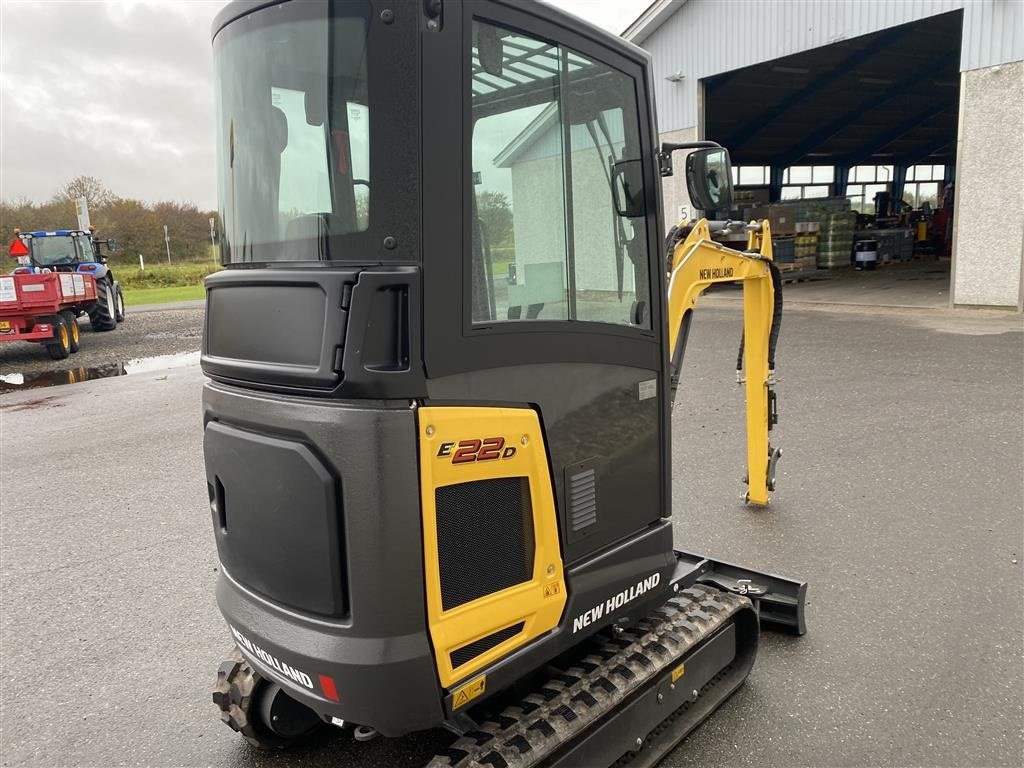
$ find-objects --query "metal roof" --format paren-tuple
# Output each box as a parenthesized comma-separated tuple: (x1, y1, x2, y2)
(471, 31, 591, 99)
(704, 12, 963, 168)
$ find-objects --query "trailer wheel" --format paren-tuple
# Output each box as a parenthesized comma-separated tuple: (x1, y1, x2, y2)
(114, 284, 126, 322)
(60, 310, 81, 353)
(46, 316, 72, 360)
(88, 279, 118, 332)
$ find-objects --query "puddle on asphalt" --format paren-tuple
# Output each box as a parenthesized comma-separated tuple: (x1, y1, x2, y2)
(0, 351, 200, 394)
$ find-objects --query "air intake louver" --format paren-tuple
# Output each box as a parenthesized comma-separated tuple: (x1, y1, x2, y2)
(569, 468, 597, 532)
(450, 622, 525, 669)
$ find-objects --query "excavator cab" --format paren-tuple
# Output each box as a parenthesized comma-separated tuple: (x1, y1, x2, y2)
(205, 2, 804, 764)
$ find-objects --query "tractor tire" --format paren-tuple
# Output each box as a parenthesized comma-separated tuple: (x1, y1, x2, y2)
(88, 279, 118, 331)
(46, 316, 72, 360)
(60, 310, 81, 353)
(213, 647, 307, 750)
(114, 284, 126, 322)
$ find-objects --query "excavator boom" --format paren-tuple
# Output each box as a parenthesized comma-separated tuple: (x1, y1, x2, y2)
(667, 218, 781, 505)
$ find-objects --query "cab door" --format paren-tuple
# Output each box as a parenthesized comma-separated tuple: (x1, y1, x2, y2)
(422, 1, 669, 567)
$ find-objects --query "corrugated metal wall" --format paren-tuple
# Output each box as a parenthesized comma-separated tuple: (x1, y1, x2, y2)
(640, 0, 1024, 132)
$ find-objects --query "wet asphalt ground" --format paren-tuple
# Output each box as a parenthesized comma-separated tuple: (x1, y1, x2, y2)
(0, 303, 1021, 768)
(0, 303, 204, 391)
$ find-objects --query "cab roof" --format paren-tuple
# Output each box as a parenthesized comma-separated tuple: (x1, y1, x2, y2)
(22, 230, 88, 238)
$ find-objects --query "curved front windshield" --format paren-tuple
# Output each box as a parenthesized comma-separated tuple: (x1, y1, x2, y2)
(30, 236, 85, 266)
(214, 1, 371, 263)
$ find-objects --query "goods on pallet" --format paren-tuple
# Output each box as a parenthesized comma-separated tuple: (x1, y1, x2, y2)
(854, 229, 914, 263)
(772, 237, 796, 263)
(794, 233, 819, 258)
(777, 255, 819, 274)
(818, 211, 856, 268)
(745, 198, 850, 236)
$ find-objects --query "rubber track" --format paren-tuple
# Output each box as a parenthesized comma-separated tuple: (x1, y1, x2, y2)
(426, 584, 749, 768)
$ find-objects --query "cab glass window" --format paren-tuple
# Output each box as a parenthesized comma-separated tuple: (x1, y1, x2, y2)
(470, 24, 568, 322)
(75, 236, 93, 262)
(469, 20, 650, 329)
(214, 3, 371, 263)
(565, 56, 650, 326)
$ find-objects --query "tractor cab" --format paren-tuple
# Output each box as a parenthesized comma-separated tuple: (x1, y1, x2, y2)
(9, 229, 117, 275)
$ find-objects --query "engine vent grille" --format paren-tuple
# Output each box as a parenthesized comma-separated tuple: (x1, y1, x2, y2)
(569, 468, 597, 532)
(450, 622, 525, 669)
(436, 477, 534, 612)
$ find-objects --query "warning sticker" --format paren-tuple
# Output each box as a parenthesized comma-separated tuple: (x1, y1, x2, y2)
(0, 277, 15, 303)
(452, 675, 486, 709)
(72, 274, 85, 296)
(543, 581, 562, 598)
(60, 274, 75, 298)
(671, 663, 685, 683)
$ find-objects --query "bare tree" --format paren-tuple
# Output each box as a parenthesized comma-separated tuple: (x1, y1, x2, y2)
(55, 176, 114, 209)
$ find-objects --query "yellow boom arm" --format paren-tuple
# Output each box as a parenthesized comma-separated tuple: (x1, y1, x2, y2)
(667, 218, 778, 506)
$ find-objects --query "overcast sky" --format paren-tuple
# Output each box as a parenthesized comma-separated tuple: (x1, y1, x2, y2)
(0, 0, 647, 210)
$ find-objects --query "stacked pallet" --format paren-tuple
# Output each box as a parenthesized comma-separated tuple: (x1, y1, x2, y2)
(854, 229, 914, 263)
(818, 211, 857, 268)
(793, 223, 819, 271)
(772, 237, 796, 265)
(746, 198, 855, 270)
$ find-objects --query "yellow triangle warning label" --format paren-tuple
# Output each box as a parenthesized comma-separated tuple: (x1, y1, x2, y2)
(452, 676, 486, 709)
(543, 581, 561, 598)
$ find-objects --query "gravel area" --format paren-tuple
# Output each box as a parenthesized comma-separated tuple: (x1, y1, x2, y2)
(0, 306, 204, 389)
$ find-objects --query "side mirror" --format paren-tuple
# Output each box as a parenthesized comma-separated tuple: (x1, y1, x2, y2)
(686, 147, 734, 213)
(611, 159, 645, 218)
(106, 238, 118, 253)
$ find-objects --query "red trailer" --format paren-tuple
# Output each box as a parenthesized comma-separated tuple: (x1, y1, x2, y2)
(2, 229, 124, 359)
(0, 270, 99, 359)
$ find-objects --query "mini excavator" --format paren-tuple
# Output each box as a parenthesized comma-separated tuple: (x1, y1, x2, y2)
(203, 2, 806, 765)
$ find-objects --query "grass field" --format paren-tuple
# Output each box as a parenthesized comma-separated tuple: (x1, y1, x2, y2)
(115, 261, 220, 289)
(111, 261, 217, 306)
(123, 284, 205, 306)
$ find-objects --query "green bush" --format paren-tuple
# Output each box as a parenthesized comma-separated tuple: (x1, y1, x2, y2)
(116, 262, 222, 289)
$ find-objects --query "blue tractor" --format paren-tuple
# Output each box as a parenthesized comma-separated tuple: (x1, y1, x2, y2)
(11, 228, 125, 331)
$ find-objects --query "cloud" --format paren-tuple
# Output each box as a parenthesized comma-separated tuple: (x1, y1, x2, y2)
(0, 0, 647, 210)
(1, 0, 220, 206)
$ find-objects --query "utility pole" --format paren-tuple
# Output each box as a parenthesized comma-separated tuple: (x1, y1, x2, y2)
(209, 217, 218, 262)
(163, 224, 171, 264)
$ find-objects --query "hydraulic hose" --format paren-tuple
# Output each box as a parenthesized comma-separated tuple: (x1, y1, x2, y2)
(736, 261, 783, 373)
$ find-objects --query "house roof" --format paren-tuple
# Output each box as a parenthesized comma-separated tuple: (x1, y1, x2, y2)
(622, 0, 687, 45)
(493, 104, 560, 168)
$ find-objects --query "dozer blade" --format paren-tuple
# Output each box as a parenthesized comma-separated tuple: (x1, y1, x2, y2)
(427, 584, 758, 768)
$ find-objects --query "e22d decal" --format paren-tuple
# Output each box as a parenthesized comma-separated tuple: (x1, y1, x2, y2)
(437, 437, 517, 464)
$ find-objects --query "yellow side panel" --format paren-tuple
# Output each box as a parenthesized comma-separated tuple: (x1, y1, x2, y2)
(418, 406, 567, 688)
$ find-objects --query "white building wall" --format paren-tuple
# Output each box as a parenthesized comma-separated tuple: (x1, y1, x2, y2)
(950, 61, 1024, 308)
(658, 126, 697, 230)
(636, 0, 1024, 134)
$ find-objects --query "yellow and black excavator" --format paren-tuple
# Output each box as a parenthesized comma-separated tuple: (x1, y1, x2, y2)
(203, 2, 805, 765)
